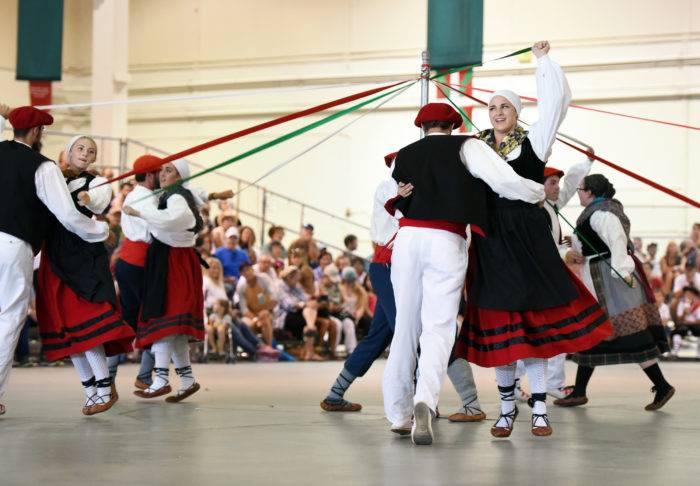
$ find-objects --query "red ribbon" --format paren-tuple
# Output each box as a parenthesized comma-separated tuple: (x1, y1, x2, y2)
(101, 79, 413, 185)
(434, 81, 700, 209)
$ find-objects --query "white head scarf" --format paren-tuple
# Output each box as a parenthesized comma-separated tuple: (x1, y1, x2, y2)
(171, 158, 191, 181)
(64, 135, 97, 160)
(488, 90, 522, 115)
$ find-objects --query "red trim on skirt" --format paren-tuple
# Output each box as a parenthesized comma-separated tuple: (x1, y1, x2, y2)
(135, 247, 204, 348)
(118, 238, 150, 267)
(454, 266, 613, 368)
(36, 252, 135, 362)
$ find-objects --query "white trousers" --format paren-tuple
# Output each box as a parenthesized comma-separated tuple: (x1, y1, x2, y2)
(515, 353, 567, 390)
(0, 233, 34, 400)
(383, 227, 467, 425)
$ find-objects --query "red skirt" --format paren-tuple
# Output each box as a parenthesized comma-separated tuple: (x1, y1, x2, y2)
(135, 247, 204, 348)
(454, 266, 613, 368)
(37, 253, 135, 362)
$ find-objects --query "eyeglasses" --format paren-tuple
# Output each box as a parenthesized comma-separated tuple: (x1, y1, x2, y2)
(576, 188, 588, 192)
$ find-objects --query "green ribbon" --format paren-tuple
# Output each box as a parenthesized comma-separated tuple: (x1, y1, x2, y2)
(433, 80, 479, 131)
(429, 47, 531, 80)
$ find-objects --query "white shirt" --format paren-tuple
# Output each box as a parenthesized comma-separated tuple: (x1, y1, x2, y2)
(574, 211, 636, 296)
(503, 55, 572, 163)
(67, 175, 113, 215)
(137, 193, 196, 248)
(371, 177, 400, 245)
(121, 184, 157, 243)
(673, 273, 700, 294)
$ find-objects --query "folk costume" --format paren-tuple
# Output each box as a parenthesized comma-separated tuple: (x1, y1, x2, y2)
(453, 54, 612, 437)
(132, 159, 204, 403)
(34, 135, 134, 415)
(0, 109, 109, 415)
(555, 190, 674, 411)
(382, 102, 545, 445)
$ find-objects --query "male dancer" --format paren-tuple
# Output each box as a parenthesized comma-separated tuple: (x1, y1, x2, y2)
(0, 106, 109, 415)
(382, 103, 544, 445)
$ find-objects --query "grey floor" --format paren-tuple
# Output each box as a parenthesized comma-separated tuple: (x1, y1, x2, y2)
(1, 360, 698, 486)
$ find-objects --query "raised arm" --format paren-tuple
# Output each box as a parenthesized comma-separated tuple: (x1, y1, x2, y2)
(34, 161, 109, 242)
(460, 138, 544, 203)
(527, 42, 572, 162)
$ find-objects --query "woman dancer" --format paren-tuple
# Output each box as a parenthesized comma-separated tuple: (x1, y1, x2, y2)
(453, 41, 611, 438)
(122, 159, 204, 402)
(555, 174, 674, 410)
(36, 136, 135, 415)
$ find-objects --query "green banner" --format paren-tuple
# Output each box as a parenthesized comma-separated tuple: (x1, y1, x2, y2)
(16, 0, 64, 81)
(428, 0, 483, 69)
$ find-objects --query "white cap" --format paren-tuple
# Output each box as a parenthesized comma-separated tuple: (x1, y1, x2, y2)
(225, 226, 239, 238)
(171, 158, 191, 180)
(64, 135, 96, 160)
(488, 90, 522, 115)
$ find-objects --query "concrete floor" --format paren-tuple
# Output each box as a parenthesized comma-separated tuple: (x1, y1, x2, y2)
(1, 360, 698, 486)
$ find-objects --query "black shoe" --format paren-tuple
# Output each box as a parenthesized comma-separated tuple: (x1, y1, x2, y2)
(644, 385, 675, 411)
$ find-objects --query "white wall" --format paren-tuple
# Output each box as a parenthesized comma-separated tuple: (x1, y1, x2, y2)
(1, 0, 698, 253)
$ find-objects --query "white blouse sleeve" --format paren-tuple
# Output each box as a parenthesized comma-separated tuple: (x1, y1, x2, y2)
(460, 138, 545, 203)
(137, 193, 196, 233)
(557, 158, 592, 208)
(0, 115, 5, 138)
(190, 185, 209, 209)
(527, 55, 572, 162)
(590, 211, 635, 279)
(34, 162, 109, 242)
(85, 176, 113, 215)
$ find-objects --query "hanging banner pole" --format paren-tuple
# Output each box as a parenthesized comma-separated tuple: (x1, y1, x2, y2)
(419, 50, 430, 139)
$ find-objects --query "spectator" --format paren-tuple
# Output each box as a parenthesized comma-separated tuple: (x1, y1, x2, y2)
(671, 286, 700, 358)
(214, 227, 250, 290)
(206, 299, 232, 359)
(672, 262, 700, 298)
(109, 181, 133, 214)
(313, 249, 333, 281)
(319, 264, 344, 358)
(276, 266, 324, 361)
(690, 222, 700, 248)
(337, 267, 367, 354)
(343, 234, 358, 257)
(661, 241, 682, 295)
(351, 257, 368, 286)
(238, 263, 277, 346)
(199, 203, 214, 234)
(335, 254, 351, 271)
(268, 241, 286, 272)
(196, 233, 213, 259)
(203, 257, 229, 312)
(289, 248, 316, 297)
(263, 226, 287, 258)
(632, 237, 646, 262)
(239, 226, 259, 264)
(254, 254, 280, 298)
(289, 224, 320, 267)
(211, 213, 237, 250)
(646, 242, 661, 278)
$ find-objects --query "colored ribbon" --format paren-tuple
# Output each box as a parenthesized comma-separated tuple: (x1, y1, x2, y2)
(434, 81, 700, 208)
(429, 47, 532, 80)
(100, 79, 415, 186)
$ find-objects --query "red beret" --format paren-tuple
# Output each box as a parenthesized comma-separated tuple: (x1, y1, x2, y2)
(543, 167, 565, 180)
(414, 102, 462, 129)
(8, 106, 54, 130)
(132, 154, 162, 174)
(384, 151, 398, 167)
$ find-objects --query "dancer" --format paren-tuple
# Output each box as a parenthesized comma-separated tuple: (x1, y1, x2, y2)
(122, 159, 204, 402)
(515, 152, 594, 401)
(453, 41, 612, 438)
(554, 174, 675, 410)
(0, 107, 110, 416)
(36, 135, 135, 415)
(383, 102, 546, 446)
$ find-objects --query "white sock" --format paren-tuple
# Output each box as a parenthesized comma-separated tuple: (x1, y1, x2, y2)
(523, 358, 548, 426)
(172, 335, 195, 391)
(71, 353, 96, 405)
(495, 364, 516, 421)
(150, 337, 174, 390)
(84, 345, 112, 403)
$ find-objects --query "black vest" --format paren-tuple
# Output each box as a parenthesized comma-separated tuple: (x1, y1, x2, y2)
(576, 212, 611, 259)
(0, 141, 55, 254)
(392, 135, 488, 230)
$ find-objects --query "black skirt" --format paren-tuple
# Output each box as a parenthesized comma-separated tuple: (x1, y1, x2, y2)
(469, 198, 578, 311)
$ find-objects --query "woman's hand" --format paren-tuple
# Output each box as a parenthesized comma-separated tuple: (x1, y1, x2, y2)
(565, 250, 584, 264)
(622, 274, 636, 288)
(77, 191, 91, 207)
(122, 205, 140, 217)
(397, 182, 414, 198)
(210, 189, 234, 200)
(532, 40, 550, 58)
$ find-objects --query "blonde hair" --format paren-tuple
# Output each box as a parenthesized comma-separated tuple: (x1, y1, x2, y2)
(205, 257, 225, 288)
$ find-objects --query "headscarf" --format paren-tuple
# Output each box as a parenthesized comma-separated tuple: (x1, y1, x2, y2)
(488, 90, 522, 115)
